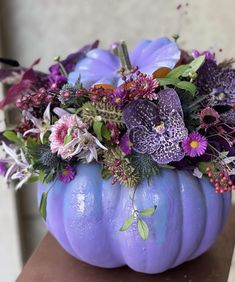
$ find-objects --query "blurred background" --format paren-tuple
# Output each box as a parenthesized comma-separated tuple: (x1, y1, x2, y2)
(0, 0, 235, 281)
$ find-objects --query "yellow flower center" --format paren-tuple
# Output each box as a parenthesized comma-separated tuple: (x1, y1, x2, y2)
(63, 169, 69, 176)
(115, 98, 121, 104)
(190, 140, 199, 149)
(128, 141, 133, 147)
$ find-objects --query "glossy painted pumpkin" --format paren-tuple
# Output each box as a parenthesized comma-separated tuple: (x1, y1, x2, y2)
(38, 163, 231, 274)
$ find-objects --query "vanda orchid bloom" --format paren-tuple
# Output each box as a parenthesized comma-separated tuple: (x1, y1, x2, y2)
(2, 142, 33, 189)
(23, 103, 51, 143)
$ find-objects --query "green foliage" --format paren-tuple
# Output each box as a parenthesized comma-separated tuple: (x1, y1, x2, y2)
(81, 101, 124, 127)
(139, 206, 157, 217)
(3, 130, 23, 145)
(137, 219, 149, 240)
(157, 55, 205, 96)
(175, 81, 196, 96)
(129, 153, 160, 184)
(103, 146, 140, 188)
(27, 142, 63, 183)
(39, 192, 48, 220)
(120, 215, 135, 231)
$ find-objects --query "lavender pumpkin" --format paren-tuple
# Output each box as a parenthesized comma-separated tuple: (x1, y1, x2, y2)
(38, 163, 231, 274)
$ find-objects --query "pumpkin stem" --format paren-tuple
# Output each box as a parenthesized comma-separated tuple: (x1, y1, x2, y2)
(117, 41, 132, 71)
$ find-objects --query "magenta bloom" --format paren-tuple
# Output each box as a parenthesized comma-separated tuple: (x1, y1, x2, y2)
(58, 165, 76, 183)
(130, 72, 159, 100)
(182, 132, 208, 157)
(119, 133, 132, 155)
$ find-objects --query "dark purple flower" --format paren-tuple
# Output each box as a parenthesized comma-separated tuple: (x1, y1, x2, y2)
(58, 165, 76, 183)
(220, 109, 235, 124)
(123, 88, 188, 164)
(68, 37, 181, 88)
(196, 60, 235, 106)
(119, 132, 132, 155)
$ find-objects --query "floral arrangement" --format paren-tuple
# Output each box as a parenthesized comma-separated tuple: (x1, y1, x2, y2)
(0, 37, 234, 240)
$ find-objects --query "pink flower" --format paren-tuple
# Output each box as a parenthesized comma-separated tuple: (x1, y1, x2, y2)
(130, 72, 159, 100)
(49, 114, 106, 161)
(182, 132, 208, 157)
(49, 114, 87, 157)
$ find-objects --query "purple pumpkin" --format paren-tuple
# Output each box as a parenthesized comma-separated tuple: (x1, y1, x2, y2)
(38, 163, 231, 274)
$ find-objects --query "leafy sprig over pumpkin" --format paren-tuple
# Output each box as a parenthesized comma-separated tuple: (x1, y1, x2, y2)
(0, 37, 235, 241)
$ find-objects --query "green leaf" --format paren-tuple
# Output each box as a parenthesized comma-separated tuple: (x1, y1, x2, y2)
(27, 175, 39, 183)
(26, 137, 37, 149)
(159, 164, 175, 169)
(3, 130, 22, 145)
(93, 121, 103, 141)
(101, 166, 112, 179)
(198, 162, 216, 175)
(157, 77, 180, 86)
(137, 219, 149, 240)
(120, 215, 135, 231)
(39, 192, 48, 220)
(188, 55, 205, 73)
(140, 206, 157, 217)
(101, 125, 111, 140)
(166, 65, 190, 79)
(176, 81, 196, 95)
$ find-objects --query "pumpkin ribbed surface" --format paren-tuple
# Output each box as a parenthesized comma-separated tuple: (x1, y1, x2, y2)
(38, 163, 231, 274)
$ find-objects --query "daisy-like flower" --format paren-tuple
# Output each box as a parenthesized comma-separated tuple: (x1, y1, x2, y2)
(200, 107, 220, 129)
(49, 114, 106, 161)
(182, 132, 208, 158)
(23, 103, 51, 143)
(58, 165, 76, 183)
(119, 132, 133, 155)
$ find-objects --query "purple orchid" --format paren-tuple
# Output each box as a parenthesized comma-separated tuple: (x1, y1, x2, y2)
(196, 60, 235, 106)
(123, 88, 188, 164)
(68, 37, 181, 89)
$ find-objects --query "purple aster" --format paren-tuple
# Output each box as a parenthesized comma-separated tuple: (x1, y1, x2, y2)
(111, 87, 126, 108)
(123, 88, 188, 164)
(0, 160, 7, 176)
(196, 60, 235, 106)
(68, 37, 181, 88)
(58, 165, 76, 183)
(182, 132, 208, 158)
(119, 132, 133, 155)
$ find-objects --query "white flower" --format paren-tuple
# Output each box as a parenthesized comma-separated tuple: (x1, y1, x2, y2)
(2, 142, 33, 189)
(23, 103, 51, 143)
